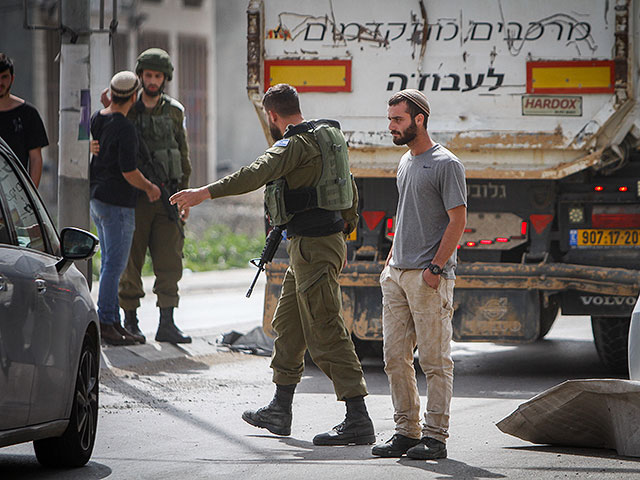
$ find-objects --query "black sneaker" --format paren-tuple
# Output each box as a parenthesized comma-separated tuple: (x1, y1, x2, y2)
(406, 437, 447, 460)
(372, 434, 421, 457)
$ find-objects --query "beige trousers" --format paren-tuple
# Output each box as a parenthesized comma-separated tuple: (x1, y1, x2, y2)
(380, 265, 455, 443)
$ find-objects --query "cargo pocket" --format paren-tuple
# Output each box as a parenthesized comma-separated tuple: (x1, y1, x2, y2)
(297, 265, 340, 326)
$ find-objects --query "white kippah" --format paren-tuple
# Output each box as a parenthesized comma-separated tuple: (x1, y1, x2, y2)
(110, 71, 140, 98)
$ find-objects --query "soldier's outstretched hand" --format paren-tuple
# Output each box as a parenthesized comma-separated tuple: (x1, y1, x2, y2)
(170, 186, 210, 212)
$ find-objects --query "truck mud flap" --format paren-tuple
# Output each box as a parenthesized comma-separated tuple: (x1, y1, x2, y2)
(453, 289, 540, 343)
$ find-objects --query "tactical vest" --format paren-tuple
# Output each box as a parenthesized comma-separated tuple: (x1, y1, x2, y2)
(264, 119, 353, 229)
(132, 96, 183, 186)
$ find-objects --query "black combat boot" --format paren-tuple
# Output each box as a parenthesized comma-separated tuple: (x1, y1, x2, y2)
(312, 396, 376, 446)
(123, 310, 146, 344)
(372, 433, 421, 457)
(242, 384, 295, 436)
(155, 307, 192, 344)
(406, 436, 447, 460)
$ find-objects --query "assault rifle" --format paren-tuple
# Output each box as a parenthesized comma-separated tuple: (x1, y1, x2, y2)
(246, 226, 283, 298)
(137, 134, 184, 238)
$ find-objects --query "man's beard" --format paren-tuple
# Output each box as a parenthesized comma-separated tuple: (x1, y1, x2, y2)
(142, 81, 163, 97)
(0, 78, 12, 98)
(269, 120, 283, 141)
(391, 119, 418, 145)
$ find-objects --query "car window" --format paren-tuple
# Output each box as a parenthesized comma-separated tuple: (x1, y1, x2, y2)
(0, 195, 10, 244)
(0, 158, 46, 252)
(27, 181, 60, 256)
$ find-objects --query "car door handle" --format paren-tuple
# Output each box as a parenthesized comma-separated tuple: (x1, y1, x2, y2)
(35, 278, 47, 294)
(0, 275, 7, 292)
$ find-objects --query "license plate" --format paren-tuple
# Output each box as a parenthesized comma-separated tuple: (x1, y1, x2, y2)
(569, 229, 640, 247)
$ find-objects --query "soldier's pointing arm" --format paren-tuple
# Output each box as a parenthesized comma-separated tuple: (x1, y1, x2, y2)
(170, 138, 300, 211)
(206, 138, 299, 199)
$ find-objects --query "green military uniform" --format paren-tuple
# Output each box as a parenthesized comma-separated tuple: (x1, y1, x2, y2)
(118, 93, 191, 310)
(207, 123, 367, 401)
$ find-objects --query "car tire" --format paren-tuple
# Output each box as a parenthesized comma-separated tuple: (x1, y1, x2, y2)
(591, 316, 630, 376)
(33, 331, 99, 467)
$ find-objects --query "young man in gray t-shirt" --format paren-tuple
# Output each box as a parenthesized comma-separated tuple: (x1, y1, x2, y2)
(371, 89, 467, 461)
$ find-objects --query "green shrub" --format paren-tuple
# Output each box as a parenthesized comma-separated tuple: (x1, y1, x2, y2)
(92, 224, 264, 280)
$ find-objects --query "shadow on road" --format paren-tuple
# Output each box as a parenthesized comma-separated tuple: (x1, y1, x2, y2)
(297, 337, 622, 400)
(505, 445, 640, 463)
(397, 456, 506, 478)
(0, 455, 111, 480)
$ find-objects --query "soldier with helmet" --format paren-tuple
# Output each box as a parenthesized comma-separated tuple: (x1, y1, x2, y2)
(98, 48, 192, 344)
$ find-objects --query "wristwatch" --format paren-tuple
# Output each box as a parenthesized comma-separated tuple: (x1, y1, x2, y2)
(427, 263, 443, 275)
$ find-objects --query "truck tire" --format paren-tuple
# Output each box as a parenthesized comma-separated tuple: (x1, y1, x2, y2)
(537, 296, 559, 340)
(352, 336, 383, 360)
(591, 316, 630, 376)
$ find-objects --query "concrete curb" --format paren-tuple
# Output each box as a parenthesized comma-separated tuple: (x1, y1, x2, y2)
(97, 267, 266, 371)
(100, 333, 225, 371)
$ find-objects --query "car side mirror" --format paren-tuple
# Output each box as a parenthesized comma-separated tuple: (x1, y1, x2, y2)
(56, 227, 99, 274)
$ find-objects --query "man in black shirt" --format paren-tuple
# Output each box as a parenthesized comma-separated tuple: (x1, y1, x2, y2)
(0, 53, 48, 187)
(90, 71, 160, 346)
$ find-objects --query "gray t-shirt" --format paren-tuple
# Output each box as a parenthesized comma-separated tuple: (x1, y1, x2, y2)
(390, 143, 467, 279)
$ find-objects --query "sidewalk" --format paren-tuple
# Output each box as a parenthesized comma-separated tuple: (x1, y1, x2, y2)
(98, 267, 267, 371)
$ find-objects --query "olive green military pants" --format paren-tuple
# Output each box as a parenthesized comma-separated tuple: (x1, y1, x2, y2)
(119, 195, 184, 310)
(270, 232, 368, 400)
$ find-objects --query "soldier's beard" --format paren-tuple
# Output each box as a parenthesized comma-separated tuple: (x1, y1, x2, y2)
(269, 119, 283, 141)
(142, 80, 164, 97)
(392, 119, 418, 145)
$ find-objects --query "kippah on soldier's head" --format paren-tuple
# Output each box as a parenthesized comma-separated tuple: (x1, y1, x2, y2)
(262, 83, 301, 117)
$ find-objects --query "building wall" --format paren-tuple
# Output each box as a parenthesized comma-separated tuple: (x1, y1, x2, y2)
(214, 0, 266, 178)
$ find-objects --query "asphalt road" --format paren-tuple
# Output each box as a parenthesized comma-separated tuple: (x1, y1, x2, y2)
(1, 270, 638, 479)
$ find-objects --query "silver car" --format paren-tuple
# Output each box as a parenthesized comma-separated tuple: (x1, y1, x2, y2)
(0, 137, 100, 467)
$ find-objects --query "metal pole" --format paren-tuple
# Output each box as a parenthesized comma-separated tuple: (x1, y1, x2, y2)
(58, 0, 92, 284)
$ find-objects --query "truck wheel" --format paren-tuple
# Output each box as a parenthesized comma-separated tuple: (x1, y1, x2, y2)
(353, 337, 383, 360)
(34, 332, 99, 467)
(537, 296, 559, 340)
(591, 316, 630, 376)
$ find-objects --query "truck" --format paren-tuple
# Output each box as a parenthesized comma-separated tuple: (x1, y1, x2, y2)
(246, 0, 640, 373)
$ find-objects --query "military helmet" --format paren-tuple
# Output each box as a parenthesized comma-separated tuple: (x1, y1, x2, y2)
(135, 48, 174, 81)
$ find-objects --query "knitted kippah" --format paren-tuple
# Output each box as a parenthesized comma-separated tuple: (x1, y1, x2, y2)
(396, 89, 431, 117)
(110, 71, 140, 98)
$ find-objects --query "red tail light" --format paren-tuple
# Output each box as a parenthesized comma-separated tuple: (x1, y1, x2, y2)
(385, 217, 395, 239)
(592, 214, 640, 228)
(592, 205, 640, 228)
(594, 185, 604, 192)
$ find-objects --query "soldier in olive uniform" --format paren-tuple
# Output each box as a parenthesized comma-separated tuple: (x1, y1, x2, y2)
(170, 84, 375, 446)
(118, 48, 192, 344)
